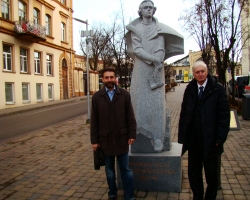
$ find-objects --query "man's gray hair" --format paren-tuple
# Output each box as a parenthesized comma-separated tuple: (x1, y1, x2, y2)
(192, 61, 207, 71)
(138, 0, 156, 18)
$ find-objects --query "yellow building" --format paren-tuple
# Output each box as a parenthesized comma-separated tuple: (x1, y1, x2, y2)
(168, 54, 191, 83)
(73, 54, 103, 96)
(167, 49, 242, 83)
(0, 0, 74, 109)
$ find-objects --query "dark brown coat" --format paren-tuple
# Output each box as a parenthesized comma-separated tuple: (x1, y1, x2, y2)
(90, 86, 137, 156)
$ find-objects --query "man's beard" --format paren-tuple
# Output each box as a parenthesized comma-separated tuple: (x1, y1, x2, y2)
(104, 81, 115, 89)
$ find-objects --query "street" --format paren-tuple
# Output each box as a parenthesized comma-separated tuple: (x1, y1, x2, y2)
(0, 99, 88, 142)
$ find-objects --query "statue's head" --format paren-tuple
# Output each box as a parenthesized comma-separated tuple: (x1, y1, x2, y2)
(138, 0, 157, 18)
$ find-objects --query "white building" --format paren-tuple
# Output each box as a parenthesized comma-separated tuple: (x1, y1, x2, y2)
(241, 4, 250, 76)
(0, 0, 74, 109)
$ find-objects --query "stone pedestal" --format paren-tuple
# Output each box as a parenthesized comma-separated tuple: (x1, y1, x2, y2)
(118, 143, 183, 192)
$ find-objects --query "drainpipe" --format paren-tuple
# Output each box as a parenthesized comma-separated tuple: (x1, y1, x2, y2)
(70, 48, 75, 97)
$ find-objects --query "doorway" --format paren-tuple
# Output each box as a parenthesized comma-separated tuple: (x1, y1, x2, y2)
(62, 58, 68, 99)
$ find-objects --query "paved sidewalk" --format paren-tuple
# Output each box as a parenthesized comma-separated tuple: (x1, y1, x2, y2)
(0, 83, 250, 199)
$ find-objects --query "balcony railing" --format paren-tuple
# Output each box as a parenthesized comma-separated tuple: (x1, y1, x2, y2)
(15, 20, 46, 40)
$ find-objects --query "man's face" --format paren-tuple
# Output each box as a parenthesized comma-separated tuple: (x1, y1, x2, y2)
(102, 71, 116, 89)
(193, 66, 208, 85)
(140, 2, 154, 19)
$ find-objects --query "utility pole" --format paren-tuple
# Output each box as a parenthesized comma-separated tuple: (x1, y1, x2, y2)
(73, 18, 93, 123)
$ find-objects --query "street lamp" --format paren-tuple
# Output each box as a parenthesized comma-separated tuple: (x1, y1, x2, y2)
(73, 18, 93, 124)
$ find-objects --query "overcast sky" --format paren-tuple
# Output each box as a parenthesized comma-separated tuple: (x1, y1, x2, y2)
(72, 0, 199, 63)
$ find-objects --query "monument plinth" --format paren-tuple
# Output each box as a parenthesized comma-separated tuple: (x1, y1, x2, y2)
(118, 143, 183, 192)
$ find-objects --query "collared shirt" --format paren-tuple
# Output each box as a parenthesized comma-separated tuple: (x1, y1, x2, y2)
(105, 86, 116, 101)
(197, 78, 208, 95)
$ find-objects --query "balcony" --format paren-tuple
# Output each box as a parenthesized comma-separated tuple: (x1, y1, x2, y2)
(15, 20, 46, 42)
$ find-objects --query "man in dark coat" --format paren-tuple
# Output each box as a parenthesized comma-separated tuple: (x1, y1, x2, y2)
(178, 61, 230, 200)
(90, 67, 137, 200)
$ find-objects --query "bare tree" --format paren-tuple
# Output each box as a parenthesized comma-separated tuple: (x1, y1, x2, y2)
(228, 22, 249, 99)
(101, 1, 133, 89)
(180, 0, 250, 87)
(80, 23, 114, 71)
(78, 0, 133, 90)
(180, 3, 214, 73)
(164, 65, 173, 85)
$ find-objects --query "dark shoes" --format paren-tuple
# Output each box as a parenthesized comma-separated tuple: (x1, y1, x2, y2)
(108, 197, 116, 200)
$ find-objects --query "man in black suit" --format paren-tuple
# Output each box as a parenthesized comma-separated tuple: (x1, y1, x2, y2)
(178, 61, 230, 200)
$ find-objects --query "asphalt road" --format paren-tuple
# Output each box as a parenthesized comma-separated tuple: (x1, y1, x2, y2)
(0, 100, 88, 142)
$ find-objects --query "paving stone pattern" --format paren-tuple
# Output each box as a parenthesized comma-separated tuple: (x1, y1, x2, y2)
(0, 83, 249, 199)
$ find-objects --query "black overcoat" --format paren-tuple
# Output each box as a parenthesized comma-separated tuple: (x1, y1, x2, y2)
(178, 74, 230, 158)
(90, 86, 137, 156)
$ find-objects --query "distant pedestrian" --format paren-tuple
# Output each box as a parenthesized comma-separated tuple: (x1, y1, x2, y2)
(90, 67, 137, 200)
(178, 61, 230, 200)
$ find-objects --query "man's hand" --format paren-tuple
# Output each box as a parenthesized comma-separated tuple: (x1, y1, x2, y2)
(92, 144, 100, 151)
(128, 139, 135, 145)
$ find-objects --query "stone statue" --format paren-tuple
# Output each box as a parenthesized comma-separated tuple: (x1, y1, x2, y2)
(125, 0, 184, 152)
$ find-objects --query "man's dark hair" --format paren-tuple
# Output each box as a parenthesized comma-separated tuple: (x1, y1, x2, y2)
(100, 67, 116, 78)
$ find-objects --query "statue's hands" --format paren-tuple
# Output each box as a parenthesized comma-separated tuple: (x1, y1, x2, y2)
(153, 59, 163, 70)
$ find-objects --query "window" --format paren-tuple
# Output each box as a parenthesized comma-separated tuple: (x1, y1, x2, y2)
(61, 22, 66, 41)
(45, 14, 51, 35)
(22, 83, 30, 102)
(61, 0, 66, 5)
(36, 83, 42, 101)
(33, 8, 39, 24)
(48, 84, 53, 100)
(62, 58, 67, 67)
(5, 82, 14, 103)
(1, 0, 10, 20)
(18, 1, 26, 21)
(3, 44, 12, 71)
(236, 69, 239, 75)
(34, 51, 41, 74)
(46, 54, 52, 75)
(20, 48, 28, 73)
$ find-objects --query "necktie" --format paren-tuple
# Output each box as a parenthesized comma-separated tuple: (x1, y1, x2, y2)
(199, 86, 204, 99)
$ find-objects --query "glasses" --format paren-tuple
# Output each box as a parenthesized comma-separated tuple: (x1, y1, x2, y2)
(143, 6, 153, 10)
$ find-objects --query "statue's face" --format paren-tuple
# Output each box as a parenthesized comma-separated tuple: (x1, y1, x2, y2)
(140, 1, 154, 19)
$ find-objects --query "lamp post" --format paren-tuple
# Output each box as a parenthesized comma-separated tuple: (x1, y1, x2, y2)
(73, 17, 93, 123)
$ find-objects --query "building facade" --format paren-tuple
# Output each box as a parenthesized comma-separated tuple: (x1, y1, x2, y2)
(241, 4, 250, 76)
(0, 0, 74, 109)
(168, 55, 191, 83)
(73, 54, 103, 96)
(167, 49, 242, 83)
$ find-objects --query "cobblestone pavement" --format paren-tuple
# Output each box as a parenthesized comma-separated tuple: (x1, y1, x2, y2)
(0, 83, 249, 200)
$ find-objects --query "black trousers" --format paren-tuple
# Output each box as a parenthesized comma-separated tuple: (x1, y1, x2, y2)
(188, 146, 218, 200)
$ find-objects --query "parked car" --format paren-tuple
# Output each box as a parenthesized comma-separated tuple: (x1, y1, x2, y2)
(245, 79, 250, 94)
(228, 75, 249, 97)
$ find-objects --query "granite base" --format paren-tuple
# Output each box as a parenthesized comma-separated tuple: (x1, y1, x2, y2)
(118, 143, 183, 193)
